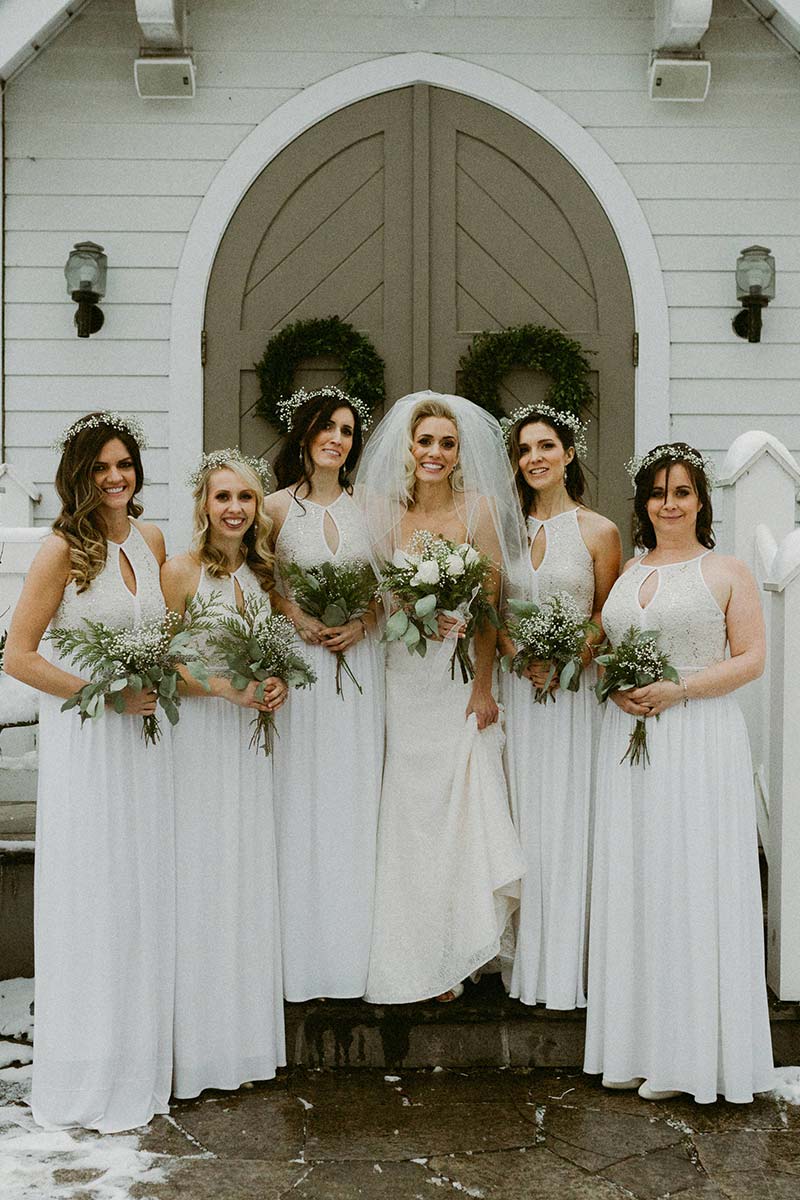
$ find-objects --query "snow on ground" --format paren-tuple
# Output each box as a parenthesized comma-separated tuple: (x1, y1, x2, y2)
(772, 1066, 800, 1104)
(0, 675, 39, 725)
(0, 1042, 32, 1068)
(0, 978, 34, 1041)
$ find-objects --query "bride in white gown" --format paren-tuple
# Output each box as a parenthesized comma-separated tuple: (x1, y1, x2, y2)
(360, 392, 529, 1004)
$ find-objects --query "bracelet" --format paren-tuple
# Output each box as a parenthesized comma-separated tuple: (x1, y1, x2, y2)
(679, 675, 689, 707)
(357, 615, 368, 640)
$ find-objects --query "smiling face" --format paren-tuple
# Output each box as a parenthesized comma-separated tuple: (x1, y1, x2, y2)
(306, 406, 355, 475)
(411, 416, 459, 485)
(204, 467, 257, 544)
(92, 437, 138, 514)
(516, 421, 574, 493)
(646, 462, 702, 537)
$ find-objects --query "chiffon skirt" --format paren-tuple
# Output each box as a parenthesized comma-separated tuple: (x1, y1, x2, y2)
(172, 695, 285, 1098)
(272, 634, 384, 1000)
(31, 696, 175, 1133)
(584, 694, 774, 1103)
(504, 667, 598, 1009)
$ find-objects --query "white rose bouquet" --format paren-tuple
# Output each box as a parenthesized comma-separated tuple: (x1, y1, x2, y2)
(378, 530, 499, 683)
(48, 595, 218, 746)
(500, 591, 600, 704)
(595, 626, 681, 767)
(282, 559, 377, 698)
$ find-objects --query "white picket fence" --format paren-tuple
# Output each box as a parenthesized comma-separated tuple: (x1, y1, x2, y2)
(1, 431, 799, 997)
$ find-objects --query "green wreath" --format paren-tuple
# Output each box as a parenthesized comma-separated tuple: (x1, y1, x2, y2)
(254, 315, 385, 429)
(458, 324, 593, 423)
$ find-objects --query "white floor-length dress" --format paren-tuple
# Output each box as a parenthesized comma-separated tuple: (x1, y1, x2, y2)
(171, 562, 285, 1098)
(32, 521, 175, 1133)
(273, 491, 384, 1000)
(584, 553, 774, 1103)
(505, 508, 598, 1009)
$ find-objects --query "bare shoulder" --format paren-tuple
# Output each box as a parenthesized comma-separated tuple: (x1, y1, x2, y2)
(162, 551, 199, 587)
(263, 488, 293, 534)
(577, 507, 620, 548)
(31, 533, 72, 578)
(702, 552, 755, 588)
(619, 554, 640, 576)
(134, 519, 166, 563)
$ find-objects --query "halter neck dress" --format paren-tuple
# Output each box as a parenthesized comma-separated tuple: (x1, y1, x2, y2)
(32, 521, 175, 1133)
(584, 553, 774, 1102)
(273, 490, 384, 1000)
(503, 507, 599, 1009)
(171, 562, 284, 1097)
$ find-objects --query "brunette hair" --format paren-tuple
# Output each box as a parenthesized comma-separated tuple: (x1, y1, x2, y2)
(507, 410, 586, 516)
(52, 414, 144, 592)
(273, 390, 363, 498)
(190, 457, 274, 592)
(632, 443, 715, 550)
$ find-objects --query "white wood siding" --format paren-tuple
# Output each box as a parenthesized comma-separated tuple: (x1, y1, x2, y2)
(3, 0, 799, 535)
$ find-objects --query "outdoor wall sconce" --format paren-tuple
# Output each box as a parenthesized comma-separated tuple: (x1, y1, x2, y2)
(733, 245, 775, 343)
(64, 241, 107, 337)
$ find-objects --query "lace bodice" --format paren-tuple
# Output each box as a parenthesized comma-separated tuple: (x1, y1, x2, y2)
(194, 561, 266, 675)
(54, 521, 165, 633)
(602, 552, 727, 673)
(527, 508, 594, 618)
(274, 491, 373, 594)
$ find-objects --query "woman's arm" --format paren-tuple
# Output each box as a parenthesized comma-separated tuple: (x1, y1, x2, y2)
(583, 512, 622, 660)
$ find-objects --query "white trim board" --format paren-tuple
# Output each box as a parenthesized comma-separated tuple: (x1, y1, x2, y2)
(168, 51, 670, 547)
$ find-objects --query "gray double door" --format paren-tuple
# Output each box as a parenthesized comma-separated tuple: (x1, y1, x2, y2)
(204, 85, 635, 530)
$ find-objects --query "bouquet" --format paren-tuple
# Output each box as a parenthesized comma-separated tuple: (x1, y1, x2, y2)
(595, 626, 681, 767)
(283, 559, 376, 698)
(48, 595, 217, 746)
(501, 591, 600, 704)
(378, 530, 499, 683)
(209, 596, 316, 755)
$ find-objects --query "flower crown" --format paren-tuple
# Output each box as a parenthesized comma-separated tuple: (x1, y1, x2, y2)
(276, 386, 372, 433)
(187, 448, 272, 492)
(53, 411, 149, 453)
(625, 444, 715, 487)
(500, 403, 588, 459)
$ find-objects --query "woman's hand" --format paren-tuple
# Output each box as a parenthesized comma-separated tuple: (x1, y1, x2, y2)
(523, 658, 557, 691)
(293, 612, 326, 645)
(107, 686, 157, 716)
(320, 619, 366, 654)
(466, 684, 499, 730)
(221, 678, 271, 712)
(626, 679, 683, 717)
(261, 677, 289, 712)
(437, 612, 466, 640)
(610, 688, 654, 717)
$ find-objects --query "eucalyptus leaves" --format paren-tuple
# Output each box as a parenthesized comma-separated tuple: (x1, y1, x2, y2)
(283, 560, 377, 698)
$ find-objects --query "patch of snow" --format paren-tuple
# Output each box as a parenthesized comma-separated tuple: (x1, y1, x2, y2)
(0, 1042, 32, 1069)
(374, 1162, 383, 1173)
(384, 1074, 401, 1082)
(0, 979, 34, 1041)
(0, 676, 38, 726)
(0, 1065, 32, 1105)
(771, 1066, 800, 1104)
(412, 1157, 429, 1165)
(0, 842, 35, 854)
(431, 1065, 444, 1073)
(0, 751, 37, 772)
(296, 1096, 313, 1110)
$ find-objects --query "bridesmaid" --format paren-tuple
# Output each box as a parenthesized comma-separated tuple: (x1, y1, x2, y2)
(4, 412, 172, 1132)
(584, 444, 773, 1102)
(500, 405, 620, 1009)
(161, 449, 287, 1098)
(265, 386, 384, 1001)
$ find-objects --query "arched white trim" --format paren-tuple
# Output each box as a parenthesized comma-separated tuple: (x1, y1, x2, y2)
(169, 51, 670, 545)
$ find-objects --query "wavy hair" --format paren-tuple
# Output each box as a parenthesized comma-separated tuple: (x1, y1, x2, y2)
(52, 414, 144, 593)
(506, 409, 586, 516)
(632, 443, 715, 550)
(190, 456, 274, 592)
(273, 390, 364, 501)
(404, 398, 464, 504)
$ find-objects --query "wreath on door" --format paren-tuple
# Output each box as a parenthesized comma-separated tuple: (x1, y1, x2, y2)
(254, 315, 385, 429)
(458, 325, 594, 423)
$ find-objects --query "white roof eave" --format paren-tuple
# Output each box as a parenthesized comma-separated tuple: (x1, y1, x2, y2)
(0, 0, 86, 83)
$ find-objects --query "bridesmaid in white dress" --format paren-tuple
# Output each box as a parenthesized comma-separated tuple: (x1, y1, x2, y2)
(161, 449, 287, 1098)
(265, 387, 384, 1001)
(584, 444, 774, 1103)
(500, 405, 620, 1010)
(5, 412, 173, 1132)
(359, 392, 528, 1005)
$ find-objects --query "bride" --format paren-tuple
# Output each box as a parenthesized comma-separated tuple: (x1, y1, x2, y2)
(360, 392, 529, 1004)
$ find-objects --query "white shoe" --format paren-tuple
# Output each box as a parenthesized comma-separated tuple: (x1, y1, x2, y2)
(638, 1081, 682, 1101)
(435, 982, 464, 1003)
(602, 1076, 644, 1090)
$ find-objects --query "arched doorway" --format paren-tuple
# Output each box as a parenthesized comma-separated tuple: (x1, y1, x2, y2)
(202, 85, 635, 529)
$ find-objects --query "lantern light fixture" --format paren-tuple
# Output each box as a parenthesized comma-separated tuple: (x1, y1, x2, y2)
(733, 244, 775, 343)
(64, 241, 107, 338)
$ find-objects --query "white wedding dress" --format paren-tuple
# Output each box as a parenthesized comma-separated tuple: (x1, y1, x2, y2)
(171, 562, 285, 1098)
(273, 490, 384, 1000)
(584, 552, 775, 1103)
(32, 521, 175, 1133)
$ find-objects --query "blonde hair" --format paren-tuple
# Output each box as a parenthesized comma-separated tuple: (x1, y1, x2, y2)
(404, 398, 464, 504)
(190, 457, 274, 592)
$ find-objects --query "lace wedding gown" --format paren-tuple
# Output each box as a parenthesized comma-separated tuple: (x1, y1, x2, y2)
(32, 521, 175, 1133)
(273, 491, 384, 1000)
(504, 508, 598, 1009)
(171, 562, 284, 1097)
(584, 552, 774, 1102)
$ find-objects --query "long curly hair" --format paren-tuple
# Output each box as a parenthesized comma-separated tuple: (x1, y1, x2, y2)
(506, 410, 586, 516)
(404, 398, 464, 504)
(52, 415, 145, 593)
(632, 444, 715, 550)
(190, 456, 274, 592)
(273, 390, 364, 500)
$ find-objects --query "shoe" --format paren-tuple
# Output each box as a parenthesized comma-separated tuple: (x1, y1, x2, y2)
(638, 1081, 682, 1100)
(602, 1076, 645, 1090)
(435, 982, 465, 1003)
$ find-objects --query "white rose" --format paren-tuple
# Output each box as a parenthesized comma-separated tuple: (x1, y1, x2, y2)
(392, 548, 413, 568)
(445, 553, 466, 577)
(411, 560, 440, 587)
(464, 546, 480, 566)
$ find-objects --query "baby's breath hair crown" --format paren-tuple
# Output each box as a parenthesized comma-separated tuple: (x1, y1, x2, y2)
(53, 411, 149, 454)
(625, 443, 715, 488)
(500, 403, 588, 459)
(187, 448, 272, 492)
(276, 385, 373, 434)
